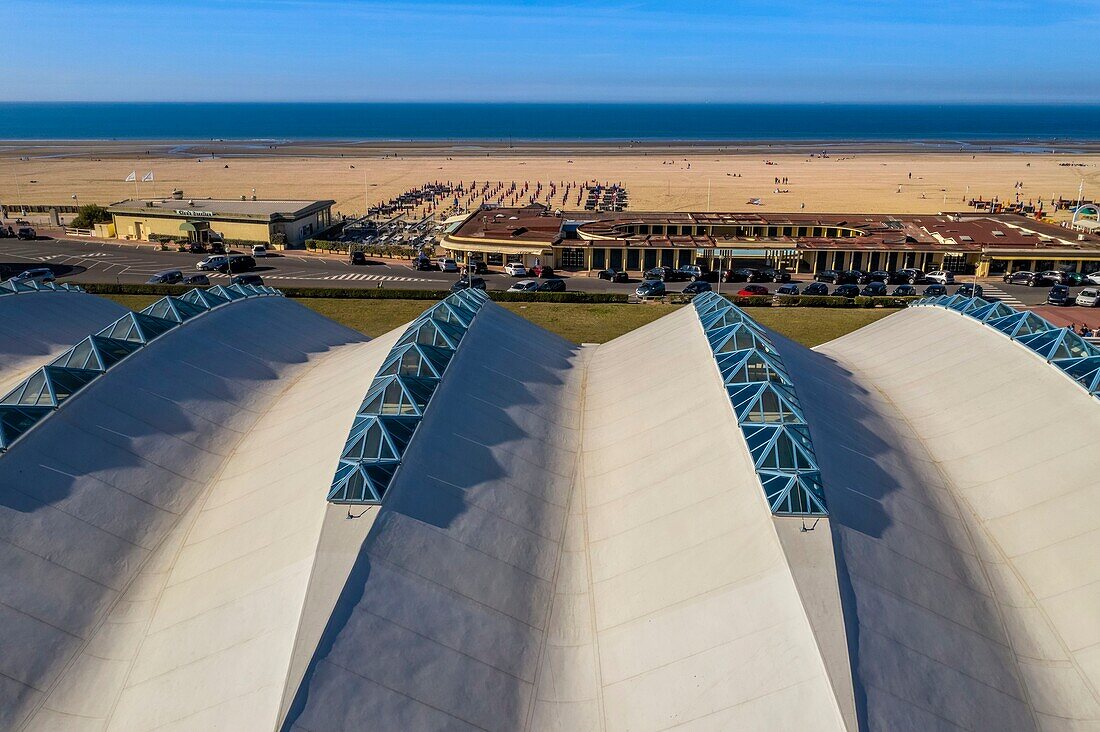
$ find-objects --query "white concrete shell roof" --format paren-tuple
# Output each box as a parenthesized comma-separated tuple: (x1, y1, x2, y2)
(0, 290, 128, 395)
(1, 290, 1099, 731)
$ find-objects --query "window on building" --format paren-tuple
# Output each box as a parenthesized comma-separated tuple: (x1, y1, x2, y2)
(661, 249, 674, 267)
(610, 249, 623, 270)
(626, 249, 640, 270)
(851, 252, 863, 270)
(592, 249, 606, 269)
(559, 248, 584, 268)
(678, 249, 692, 267)
(815, 252, 827, 271)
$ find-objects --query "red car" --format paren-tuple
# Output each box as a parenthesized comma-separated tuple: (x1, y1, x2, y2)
(737, 285, 769, 297)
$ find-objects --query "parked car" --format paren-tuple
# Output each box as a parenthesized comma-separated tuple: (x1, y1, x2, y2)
(859, 270, 893, 284)
(675, 265, 710, 281)
(197, 255, 228, 271)
(737, 284, 769, 297)
(1086, 272, 1100, 286)
(834, 284, 861, 297)
(147, 269, 183, 284)
(729, 267, 763, 283)
(923, 284, 948, 296)
(16, 227, 36, 240)
(231, 273, 264, 286)
(219, 255, 256, 274)
(1004, 270, 1044, 287)
(597, 268, 629, 282)
(803, 282, 829, 295)
(11, 267, 55, 284)
(463, 260, 489, 275)
(760, 267, 792, 283)
(814, 269, 841, 284)
(774, 283, 800, 296)
(682, 281, 712, 294)
(860, 282, 888, 296)
(538, 279, 566, 292)
(507, 279, 540, 293)
(533, 265, 555, 278)
(1039, 270, 1072, 285)
(451, 276, 486, 291)
(955, 283, 984, 298)
(636, 280, 666, 297)
(414, 257, 434, 271)
(438, 258, 460, 273)
(1076, 288, 1100, 307)
(183, 273, 210, 285)
(895, 268, 925, 284)
(925, 270, 955, 285)
(349, 250, 367, 265)
(1047, 284, 1073, 306)
(892, 284, 917, 296)
(251, 245, 268, 258)
(504, 262, 528, 276)
(644, 266, 672, 281)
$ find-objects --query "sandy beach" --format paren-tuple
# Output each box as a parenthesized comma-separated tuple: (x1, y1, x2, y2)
(1, 140, 1097, 218)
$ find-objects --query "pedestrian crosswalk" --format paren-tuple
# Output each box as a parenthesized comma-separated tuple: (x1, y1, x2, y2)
(207, 271, 432, 283)
(981, 284, 1026, 308)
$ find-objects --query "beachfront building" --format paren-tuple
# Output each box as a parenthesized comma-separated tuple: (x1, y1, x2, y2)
(107, 196, 335, 248)
(439, 205, 1100, 276)
(3, 282, 1100, 729)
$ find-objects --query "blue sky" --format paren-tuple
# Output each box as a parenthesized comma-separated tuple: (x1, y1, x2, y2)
(5, 0, 1099, 102)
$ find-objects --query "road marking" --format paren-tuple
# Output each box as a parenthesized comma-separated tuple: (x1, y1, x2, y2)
(982, 284, 1027, 308)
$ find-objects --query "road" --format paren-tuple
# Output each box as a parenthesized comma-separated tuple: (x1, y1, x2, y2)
(3, 237, 1100, 317)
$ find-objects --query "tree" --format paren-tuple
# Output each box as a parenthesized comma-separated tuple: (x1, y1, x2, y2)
(70, 204, 112, 229)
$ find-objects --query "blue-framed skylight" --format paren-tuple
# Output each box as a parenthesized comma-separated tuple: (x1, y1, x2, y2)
(327, 289, 490, 504)
(912, 294, 1100, 400)
(0, 283, 281, 452)
(0, 278, 85, 297)
(691, 292, 828, 517)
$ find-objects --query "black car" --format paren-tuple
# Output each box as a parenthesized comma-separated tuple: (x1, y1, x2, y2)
(147, 269, 183, 284)
(839, 269, 864, 284)
(414, 257, 435, 271)
(760, 268, 792, 283)
(803, 282, 829, 295)
(538, 279, 565, 292)
(1003, 270, 1043, 287)
(774, 283, 799, 296)
(183, 274, 210, 285)
(17, 227, 37, 240)
(644, 266, 672, 281)
(463, 260, 489, 275)
(895, 268, 925, 284)
(636, 280, 666, 297)
(815, 269, 841, 284)
(231, 273, 264, 286)
(682, 281, 712, 294)
(892, 284, 917, 296)
(955, 283, 984, 298)
(860, 270, 893, 284)
(860, 282, 888, 296)
(218, 255, 256, 274)
(451, 276, 487, 291)
(598, 268, 629, 282)
(1047, 284, 1073, 306)
(923, 284, 947, 296)
(350, 251, 367, 265)
(834, 284, 860, 297)
(729, 267, 764, 283)
(1062, 271, 1087, 286)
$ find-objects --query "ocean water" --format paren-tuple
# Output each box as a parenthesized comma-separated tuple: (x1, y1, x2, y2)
(1, 103, 1099, 141)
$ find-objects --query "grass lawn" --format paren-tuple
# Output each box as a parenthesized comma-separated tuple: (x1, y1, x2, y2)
(97, 294, 899, 348)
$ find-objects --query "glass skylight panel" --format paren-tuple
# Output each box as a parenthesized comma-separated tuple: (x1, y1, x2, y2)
(0, 282, 278, 453)
(1059, 356, 1100, 393)
(961, 297, 991, 314)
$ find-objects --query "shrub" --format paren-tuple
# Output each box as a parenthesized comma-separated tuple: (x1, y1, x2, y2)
(71, 204, 112, 229)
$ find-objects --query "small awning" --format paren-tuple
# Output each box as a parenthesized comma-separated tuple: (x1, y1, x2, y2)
(179, 220, 211, 232)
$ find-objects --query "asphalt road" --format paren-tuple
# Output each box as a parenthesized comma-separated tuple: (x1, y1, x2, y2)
(3, 237, 1099, 314)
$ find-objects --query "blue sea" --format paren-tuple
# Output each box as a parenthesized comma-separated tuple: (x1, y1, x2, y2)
(1, 103, 1099, 141)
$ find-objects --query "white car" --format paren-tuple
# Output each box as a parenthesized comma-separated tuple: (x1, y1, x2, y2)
(504, 262, 529, 277)
(925, 270, 955, 285)
(437, 258, 459, 273)
(508, 279, 540, 293)
(197, 255, 228, 271)
(1076, 288, 1100, 307)
(1087, 272, 1100, 286)
(11, 267, 55, 284)
(251, 245, 268, 258)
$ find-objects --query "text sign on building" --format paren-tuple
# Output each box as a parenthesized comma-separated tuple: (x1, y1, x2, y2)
(174, 209, 216, 217)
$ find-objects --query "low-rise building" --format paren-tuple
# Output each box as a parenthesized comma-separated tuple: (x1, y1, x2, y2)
(107, 196, 335, 248)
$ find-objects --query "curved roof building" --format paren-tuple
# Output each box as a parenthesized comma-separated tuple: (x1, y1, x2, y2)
(0, 282, 1097, 731)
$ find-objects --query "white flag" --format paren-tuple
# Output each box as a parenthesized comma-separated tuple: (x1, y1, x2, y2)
(142, 171, 154, 182)
(124, 171, 136, 182)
